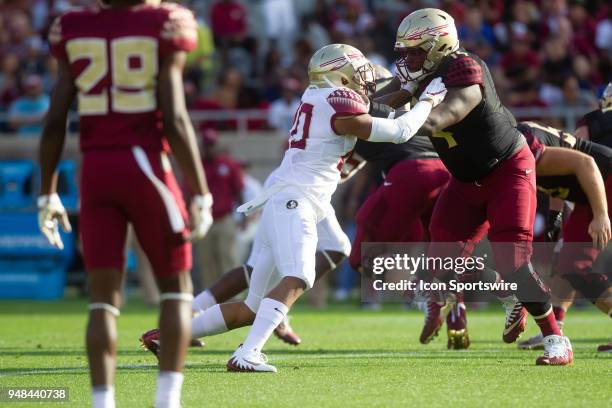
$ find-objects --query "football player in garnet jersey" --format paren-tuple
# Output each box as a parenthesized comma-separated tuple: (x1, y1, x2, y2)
(39, 1, 212, 406)
(171, 44, 446, 373)
(513, 122, 612, 352)
(379, 8, 572, 365)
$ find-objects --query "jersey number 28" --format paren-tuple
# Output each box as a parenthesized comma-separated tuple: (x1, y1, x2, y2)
(66, 37, 158, 115)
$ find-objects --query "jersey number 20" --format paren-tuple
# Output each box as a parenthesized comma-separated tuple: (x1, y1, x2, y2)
(66, 37, 158, 115)
(289, 103, 313, 149)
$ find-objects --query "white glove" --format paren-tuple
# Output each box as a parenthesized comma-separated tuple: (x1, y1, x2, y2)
(419, 77, 447, 107)
(188, 193, 213, 241)
(38, 193, 72, 250)
(397, 74, 419, 95)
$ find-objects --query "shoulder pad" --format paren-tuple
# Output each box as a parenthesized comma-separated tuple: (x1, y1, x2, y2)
(327, 88, 369, 116)
(444, 55, 483, 88)
(160, 5, 197, 53)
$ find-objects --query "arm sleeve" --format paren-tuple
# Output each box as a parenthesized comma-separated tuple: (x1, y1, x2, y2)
(369, 101, 432, 144)
(159, 6, 198, 56)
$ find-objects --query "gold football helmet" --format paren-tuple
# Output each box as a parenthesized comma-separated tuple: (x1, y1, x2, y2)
(602, 82, 612, 112)
(308, 44, 376, 96)
(395, 8, 459, 82)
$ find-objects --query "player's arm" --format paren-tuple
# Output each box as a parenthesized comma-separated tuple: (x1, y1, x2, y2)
(37, 59, 75, 249)
(417, 84, 482, 137)
(334, 77, 447, 142)
(158, 50, 212, 240)
(536, 147, 611, 249)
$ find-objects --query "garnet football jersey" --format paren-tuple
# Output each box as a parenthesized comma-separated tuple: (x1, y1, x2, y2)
(518, 121, 612, 204)
(49, 4, 197, 152)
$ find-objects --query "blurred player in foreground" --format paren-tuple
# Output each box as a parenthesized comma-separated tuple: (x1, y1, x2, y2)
(39, 1, 212, 407)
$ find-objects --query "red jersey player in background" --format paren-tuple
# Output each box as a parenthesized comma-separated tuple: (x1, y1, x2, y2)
(38, 1, 212, 407)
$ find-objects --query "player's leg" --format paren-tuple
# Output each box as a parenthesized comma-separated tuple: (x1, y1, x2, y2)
(227, 192, 318, 372)
(191, 221, 266, 313)
(486, 146, 571, 365)
(425, 178, 488, 346)
(80, 155, 129, 408)
(127, 148, 194, 405)
(518, 271, 576, 350)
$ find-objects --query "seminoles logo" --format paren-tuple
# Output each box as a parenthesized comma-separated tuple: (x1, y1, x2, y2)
(320, 53, 363, 71)
(402, 24, 449, 41)
(286, 200, 298, 209)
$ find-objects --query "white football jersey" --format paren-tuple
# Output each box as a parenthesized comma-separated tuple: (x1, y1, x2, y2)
(271, 86, 368, 215)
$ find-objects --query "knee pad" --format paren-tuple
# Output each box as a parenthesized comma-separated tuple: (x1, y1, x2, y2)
(88, 303, 120, 317)
(160, 293, 193, 302)
(564, 273, 611, 303)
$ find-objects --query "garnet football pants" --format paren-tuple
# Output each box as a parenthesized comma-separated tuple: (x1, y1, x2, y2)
(80, 147, 191, 277)
(349, 159, 450, 269)
(428, 145, 537, 277)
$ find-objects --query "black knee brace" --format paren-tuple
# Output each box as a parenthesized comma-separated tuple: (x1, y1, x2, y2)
(507, 262, 552, 316)
(564, 273, 611, 303)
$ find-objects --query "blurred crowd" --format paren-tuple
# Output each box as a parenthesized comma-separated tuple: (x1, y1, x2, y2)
(0, 0, 611, 135)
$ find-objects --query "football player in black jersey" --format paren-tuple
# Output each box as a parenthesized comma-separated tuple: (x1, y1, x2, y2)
(574, 82, 612, 147)
(516, 122, 612, 353)
(379, 8, 571, 365)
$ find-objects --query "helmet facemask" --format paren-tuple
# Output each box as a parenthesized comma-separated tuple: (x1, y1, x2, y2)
(395, 39, 437, 82)
(353, 61, 376, 97)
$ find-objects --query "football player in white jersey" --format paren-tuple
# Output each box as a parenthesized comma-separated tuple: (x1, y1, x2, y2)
(187, 44, 447, 372)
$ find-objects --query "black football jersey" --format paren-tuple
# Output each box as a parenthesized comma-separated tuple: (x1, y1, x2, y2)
(413, 49, 524, 182)
(354, 135, 438, 176)
(518, 121, 612, 204)
(578, 109, 612, 148)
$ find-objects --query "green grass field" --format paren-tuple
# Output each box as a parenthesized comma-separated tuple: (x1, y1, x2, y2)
(0, 300, 610, 407)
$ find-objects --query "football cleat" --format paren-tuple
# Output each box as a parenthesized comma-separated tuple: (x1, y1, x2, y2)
(274, 315, 301, 346)
(227, 345, 277, 373)
(140, 329, 205, 359)
(446, 302, 470, 350)
(517, 333, 545, 350)
(140, 328, 161, 359)
(596, 341, 612, 353)
(536, 335, 573, 366)
(419, 294, 454, 344)
(500, 295, 527, 343)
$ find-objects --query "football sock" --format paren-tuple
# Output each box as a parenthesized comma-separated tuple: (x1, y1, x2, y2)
(155, 371, 183, 408)
(552, 305, 566, 324)
(92, 385, 115, 408)
(242, 298, 288, 352)
(192, 289, 216, 313)
(533, 307, 562, 337)
(191, 304, 228, 339)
